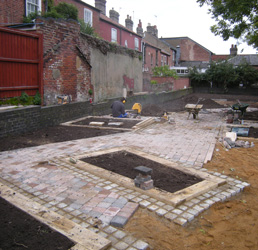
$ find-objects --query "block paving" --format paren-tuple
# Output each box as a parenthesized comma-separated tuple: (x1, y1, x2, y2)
(0, 110, 251, 250)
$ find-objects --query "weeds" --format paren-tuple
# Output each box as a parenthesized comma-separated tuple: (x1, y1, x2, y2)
(0, 92, 41, 106)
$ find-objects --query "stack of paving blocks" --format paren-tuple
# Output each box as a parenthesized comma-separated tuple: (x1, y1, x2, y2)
(134, 166, 154, 190)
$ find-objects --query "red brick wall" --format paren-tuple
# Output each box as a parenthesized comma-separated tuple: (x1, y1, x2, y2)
(53, 0, 101, 32)
(151, 76, 190, 91)
(180, 38, 211, 62)
(0, 0, 25, 25)
(35, 18, 92, 105)
(144, 46, 158, 73)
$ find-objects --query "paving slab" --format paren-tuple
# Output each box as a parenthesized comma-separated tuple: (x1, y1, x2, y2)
(0, 110, 251, 250)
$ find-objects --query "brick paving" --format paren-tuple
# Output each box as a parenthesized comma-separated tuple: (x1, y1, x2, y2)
(0, 110, 250, 250)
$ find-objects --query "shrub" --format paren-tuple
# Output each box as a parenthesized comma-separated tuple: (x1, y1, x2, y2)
(150, 80, 157, 85)
(23, 12, 40, 23)
(33, 92, 41, 105)
(54, 2, 78, 20)
(20, 92, 29, 103)
(88, 89, 93, 95)
(79, 19, 95, 36)
(152, 65, 178, 79)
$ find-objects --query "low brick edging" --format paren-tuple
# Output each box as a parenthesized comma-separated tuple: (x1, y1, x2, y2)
(0, 88, 192, 138)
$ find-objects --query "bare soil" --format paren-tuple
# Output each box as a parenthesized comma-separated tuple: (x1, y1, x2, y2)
(81, 151, 202, 193)
(1, 93, 258, 250)
(0, 197, 75, 250)
(0, 125, 126, 152)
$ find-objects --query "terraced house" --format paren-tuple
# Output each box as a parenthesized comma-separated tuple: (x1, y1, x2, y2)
(0, 0, 142, 52)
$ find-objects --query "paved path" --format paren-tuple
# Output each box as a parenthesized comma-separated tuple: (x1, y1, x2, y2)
(0, 110, 250, 250)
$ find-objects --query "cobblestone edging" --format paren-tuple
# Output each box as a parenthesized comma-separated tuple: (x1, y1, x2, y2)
(0, 150, 249, 250)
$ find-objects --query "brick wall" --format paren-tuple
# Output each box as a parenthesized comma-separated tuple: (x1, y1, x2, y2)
(180, 38, 211, 62)
(35, 17, 92, 105)
(145, 76, 190, 92)
(53, 0, 101, 32)
(0, 0, 25, 24)
(0, 88, 192, 138)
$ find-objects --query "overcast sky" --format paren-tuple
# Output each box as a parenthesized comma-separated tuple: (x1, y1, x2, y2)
(85, 0, 257, 55)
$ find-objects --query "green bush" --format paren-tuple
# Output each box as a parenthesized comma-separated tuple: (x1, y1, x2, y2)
(79, 19, 95, 36)
(23, 2, 79, 23)
(20, 92, 29, 103)
(88, 88, 93, 95)
(54, 2, 78, 20)
(23, 12, 40, 23)
(43, 9, 63, 19)
(150, 80, 157, 85)
(33, 91, 41, 105)
(152, 65, 178, 79)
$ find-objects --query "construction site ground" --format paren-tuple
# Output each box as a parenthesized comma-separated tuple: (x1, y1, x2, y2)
(1, 93, 258, 250)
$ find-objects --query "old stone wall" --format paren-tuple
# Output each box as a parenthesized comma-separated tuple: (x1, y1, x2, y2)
(35, 18, 92, 106)
(0, 88, 192, 138)
(36, 18, 143, 105)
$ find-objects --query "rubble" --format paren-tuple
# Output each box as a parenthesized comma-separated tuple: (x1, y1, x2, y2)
(220, 132, 255, 150)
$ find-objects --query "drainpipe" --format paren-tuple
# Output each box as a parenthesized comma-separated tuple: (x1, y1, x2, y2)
(142, 41, 145, 71)
(45, 0, 48, 12)
(120, 27, 122, 46)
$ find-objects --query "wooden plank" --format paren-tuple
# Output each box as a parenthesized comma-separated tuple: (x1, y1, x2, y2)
(0, 184, 111, 250)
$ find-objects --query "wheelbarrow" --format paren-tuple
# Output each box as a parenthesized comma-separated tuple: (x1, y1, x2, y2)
(185, 98, 204, 119)
(231, 101, 249, 118)
(185, 104, 203, 119)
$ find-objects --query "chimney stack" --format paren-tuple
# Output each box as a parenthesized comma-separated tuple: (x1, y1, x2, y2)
(230, 44, 238, 56)
(137, 19, 143, 36)
(146, 24, 158, 37)
(125, 15, 133, 31)
(109, 8, 119, 23)
(95, 0, 106, 15)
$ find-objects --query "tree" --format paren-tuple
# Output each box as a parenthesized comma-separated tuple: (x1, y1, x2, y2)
(197, 0, 258, 49)
(235, 61, 258, 85)
(152, 65, 178, 79)
(205, 61, 237, 91)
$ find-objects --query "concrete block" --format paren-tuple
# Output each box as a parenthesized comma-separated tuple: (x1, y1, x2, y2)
(134, 166, 153, 175)
(110, 216, 128, 228)
(225, 132, 237, 142)
(133, 240, 149, 250)
(89, 122, 105, 126)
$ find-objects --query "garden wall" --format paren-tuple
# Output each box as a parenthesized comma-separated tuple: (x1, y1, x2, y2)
(143, 76, 190, 92)
(35, 18, 142, 105)
(0, 88, 192, 138)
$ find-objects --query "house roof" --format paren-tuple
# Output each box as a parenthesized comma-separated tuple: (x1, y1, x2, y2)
(73, 0, 100, 12)
(228, 55, 258, 66)
(160, 37, 213, 55)
(100, 14, 142, 38)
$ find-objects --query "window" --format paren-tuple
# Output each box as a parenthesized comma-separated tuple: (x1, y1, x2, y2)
(125, 40, 128, 48)
(151, 54, 153, 66)
(164, 56, 167, 65)
(111, 28, 117, 43)
(135, 38, 139, 50)
(84, 8, 92, 26)
(26, 0, 41, 16)
(161, 55, 163, 66)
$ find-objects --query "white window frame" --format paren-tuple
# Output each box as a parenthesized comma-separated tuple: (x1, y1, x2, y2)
(84, 8, 93, 26)
(135, 38, 139, 50)
(26, 0, 41, 16)
(111, 28, 117, 43)
(125, 40, 128, 48)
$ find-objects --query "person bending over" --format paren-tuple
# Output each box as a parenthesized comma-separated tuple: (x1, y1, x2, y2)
(111, 97, 128, 118)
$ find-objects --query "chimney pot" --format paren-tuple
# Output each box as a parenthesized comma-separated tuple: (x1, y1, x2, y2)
(95, 0, 106, 15)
